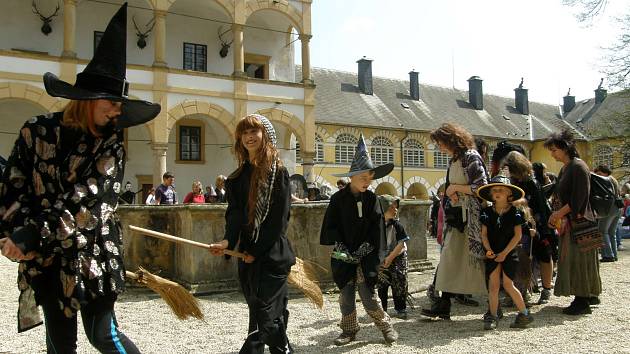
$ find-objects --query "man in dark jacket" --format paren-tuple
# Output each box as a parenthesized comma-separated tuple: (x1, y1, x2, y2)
(320, 135, 398, 346)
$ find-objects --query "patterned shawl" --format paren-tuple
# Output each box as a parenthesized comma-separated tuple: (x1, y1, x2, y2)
(249, 114, 278, 243)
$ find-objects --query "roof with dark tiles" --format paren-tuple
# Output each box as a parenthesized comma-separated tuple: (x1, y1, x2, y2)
(300, 66, 588, 141)
(561, 90, 630, 139)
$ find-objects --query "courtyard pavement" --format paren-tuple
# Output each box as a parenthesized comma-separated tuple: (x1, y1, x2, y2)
(1, 237, 629, 353)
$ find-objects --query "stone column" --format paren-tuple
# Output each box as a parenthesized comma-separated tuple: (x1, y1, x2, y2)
(232, 23, 245, 77)
(153, 10, 167, 67)
(61, 0, 77, 58)
(301, 152, 315, 184)
(299, 34, 313, 84)
(151, 142, 168, 186)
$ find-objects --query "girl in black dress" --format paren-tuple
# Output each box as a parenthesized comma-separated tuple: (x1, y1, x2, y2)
(478, 175, 534, 330)
(210, 114, 295, 354)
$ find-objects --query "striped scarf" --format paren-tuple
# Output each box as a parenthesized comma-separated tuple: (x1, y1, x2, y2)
(248, 114, 278, 243)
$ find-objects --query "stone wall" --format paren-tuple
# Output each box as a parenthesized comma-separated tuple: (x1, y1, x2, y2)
(119, 200, 430, 293)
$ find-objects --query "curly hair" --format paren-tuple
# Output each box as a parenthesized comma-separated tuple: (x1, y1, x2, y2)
(232, 115, 282, 226)
(430, 123, 475, 161)
(501, 151, 532, 183)
(544, 129, 580, 159)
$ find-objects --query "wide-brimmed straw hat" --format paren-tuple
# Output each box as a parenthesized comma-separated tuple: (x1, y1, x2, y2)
(477, 174, 525, 202)
(332, 134, 394, 179)
(43, 3, 160, 128)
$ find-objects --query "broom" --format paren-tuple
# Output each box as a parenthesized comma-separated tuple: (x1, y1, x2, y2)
(125, 267, 204, 321)
(129, 225, 324, 309)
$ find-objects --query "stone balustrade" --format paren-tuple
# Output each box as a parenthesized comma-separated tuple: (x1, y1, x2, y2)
(119, 200, 430, 293)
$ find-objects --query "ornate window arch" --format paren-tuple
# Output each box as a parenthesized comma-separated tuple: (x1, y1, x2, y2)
(594, 144, 613, 168)
(370, 136, 394, 165)
(403, 139, 425, 167)
(335, 133, 358, 164)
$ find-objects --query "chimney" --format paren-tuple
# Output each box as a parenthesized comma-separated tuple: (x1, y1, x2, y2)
(357, 56, 373, 95)
(514, 77, 529, 115)
(563, 88, 575, 114)
(409, 70, 420, 100)
(467, 76, 483, 110)
(595, 78, 607, 104)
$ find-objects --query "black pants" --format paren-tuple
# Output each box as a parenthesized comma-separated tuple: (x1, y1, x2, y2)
(38, 292, 139, 354)
(377, 268, 407, 312)
(238, 261, 292, 354)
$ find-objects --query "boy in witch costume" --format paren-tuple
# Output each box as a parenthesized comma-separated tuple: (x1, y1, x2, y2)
(320, 135, 398, 346)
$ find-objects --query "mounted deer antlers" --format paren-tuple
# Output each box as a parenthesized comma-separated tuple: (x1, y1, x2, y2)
(218, 25, 233, 58)
(32, 0, 60, 36)
(132, 15, 156, 49)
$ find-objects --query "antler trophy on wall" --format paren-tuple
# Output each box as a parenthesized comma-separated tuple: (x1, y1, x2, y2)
(32, 0, 60, 36)
(132, 15, 156, 49)
(218, 25, 233, 58)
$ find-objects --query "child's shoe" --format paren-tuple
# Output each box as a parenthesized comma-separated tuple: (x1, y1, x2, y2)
(334, 331, 357, 346)
(382, 327, 398, 344)
(510, 312, 534, 328)
(394, 309, 408, 320)
(483, 315, 498, 330)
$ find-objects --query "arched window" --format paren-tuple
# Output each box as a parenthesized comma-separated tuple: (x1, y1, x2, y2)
(403, 139, 425, 167)
(370, 136, 394, 165)
(433, 150, 450, 169)
(594, 144, 613, 168)
(335, 133, 358, 164)
(314, 134, 324, 162)
(295, 141, 302, 163)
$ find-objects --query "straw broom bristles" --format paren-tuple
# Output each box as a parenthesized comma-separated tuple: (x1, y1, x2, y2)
(128, 225, 325, 309)
(126, 267, 204, 320)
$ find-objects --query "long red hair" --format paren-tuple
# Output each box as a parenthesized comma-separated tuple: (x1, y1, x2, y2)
(232, 115, 282, 226)
(62, 100, 100, 137)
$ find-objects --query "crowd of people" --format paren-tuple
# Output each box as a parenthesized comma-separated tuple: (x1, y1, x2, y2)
(1, 3, 629, 353)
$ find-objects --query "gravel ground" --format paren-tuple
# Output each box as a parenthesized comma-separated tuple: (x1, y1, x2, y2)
(1, 239, 629, 354)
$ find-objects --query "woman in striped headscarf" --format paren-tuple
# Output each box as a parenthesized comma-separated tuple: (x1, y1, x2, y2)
(210, 114, 295, 353)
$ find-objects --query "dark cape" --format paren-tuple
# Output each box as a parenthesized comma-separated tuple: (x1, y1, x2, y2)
(320, 185, 383, 289)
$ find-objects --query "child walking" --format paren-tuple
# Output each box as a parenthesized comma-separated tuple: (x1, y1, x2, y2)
(477, 175, 534, 330)
(377, 195, 411, 319)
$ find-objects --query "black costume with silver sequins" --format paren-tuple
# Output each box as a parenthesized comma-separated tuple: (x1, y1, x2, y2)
(0, 112, 127, 332)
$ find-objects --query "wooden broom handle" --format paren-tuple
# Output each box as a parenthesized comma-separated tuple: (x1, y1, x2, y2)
(128, 225, 247, 259)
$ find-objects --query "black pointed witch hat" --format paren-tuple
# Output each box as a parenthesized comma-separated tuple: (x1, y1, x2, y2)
(42, 3, 160, 128)
(332, 134, 394, 179)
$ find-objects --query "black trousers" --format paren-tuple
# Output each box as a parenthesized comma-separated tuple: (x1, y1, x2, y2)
(377, 268, 408, 312)
(38, 292, 139, 354)
(238, 260, 293, 354)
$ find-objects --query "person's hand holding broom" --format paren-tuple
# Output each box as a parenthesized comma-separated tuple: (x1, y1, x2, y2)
(209, 240, 255, 263)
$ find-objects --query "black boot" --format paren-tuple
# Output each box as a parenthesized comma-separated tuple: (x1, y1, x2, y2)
(421, 298, 451, 320)
(563, 296, 591, 315)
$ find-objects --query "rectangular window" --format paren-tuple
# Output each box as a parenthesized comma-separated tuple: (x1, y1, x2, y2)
(183, 42, 207, 72)
(314, 141, 324, 162)
(179, 126, 201, 161)
(433, 151, 450, 169)
(94, 31, 104, 53)
(404, 149, 425, 167)
(335, 145, 355, 164)
(295, 142, 302, 163)
(371, 147, 394, 166)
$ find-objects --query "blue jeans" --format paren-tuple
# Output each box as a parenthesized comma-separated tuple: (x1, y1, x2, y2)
(599, 212, 620, 259)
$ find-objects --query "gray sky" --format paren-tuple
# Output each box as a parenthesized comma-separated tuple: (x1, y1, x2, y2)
(303, 0, 626, 105)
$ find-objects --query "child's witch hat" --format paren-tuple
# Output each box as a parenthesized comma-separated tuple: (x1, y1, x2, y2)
(332, 134, 394, 179)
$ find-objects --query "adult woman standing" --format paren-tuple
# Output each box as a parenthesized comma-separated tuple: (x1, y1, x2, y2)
(421, 123, 488, 320)
(183, 180, 206, 204)
(0, 4, 160, 352)
(545, 130, 601, 315)
(214, 174, 227, 203)
(502, 151, 555, 304)
(210, 114, 295, 353)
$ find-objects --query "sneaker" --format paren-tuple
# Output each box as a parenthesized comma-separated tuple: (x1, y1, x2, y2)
(382, 327, 398, 344)
(334, 332, 357, 346)
(454, 294, 479, 307)
(483, 315, 498, 330)
(482, 306, 504, 322)
(537, 289, 551, 305)
(510, 312, 534, 328)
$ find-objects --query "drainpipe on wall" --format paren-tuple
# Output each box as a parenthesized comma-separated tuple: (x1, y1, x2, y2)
(400, 129, 409, 198)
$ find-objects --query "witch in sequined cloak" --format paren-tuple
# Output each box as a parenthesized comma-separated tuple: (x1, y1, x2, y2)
(0, 3, 160, 352)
